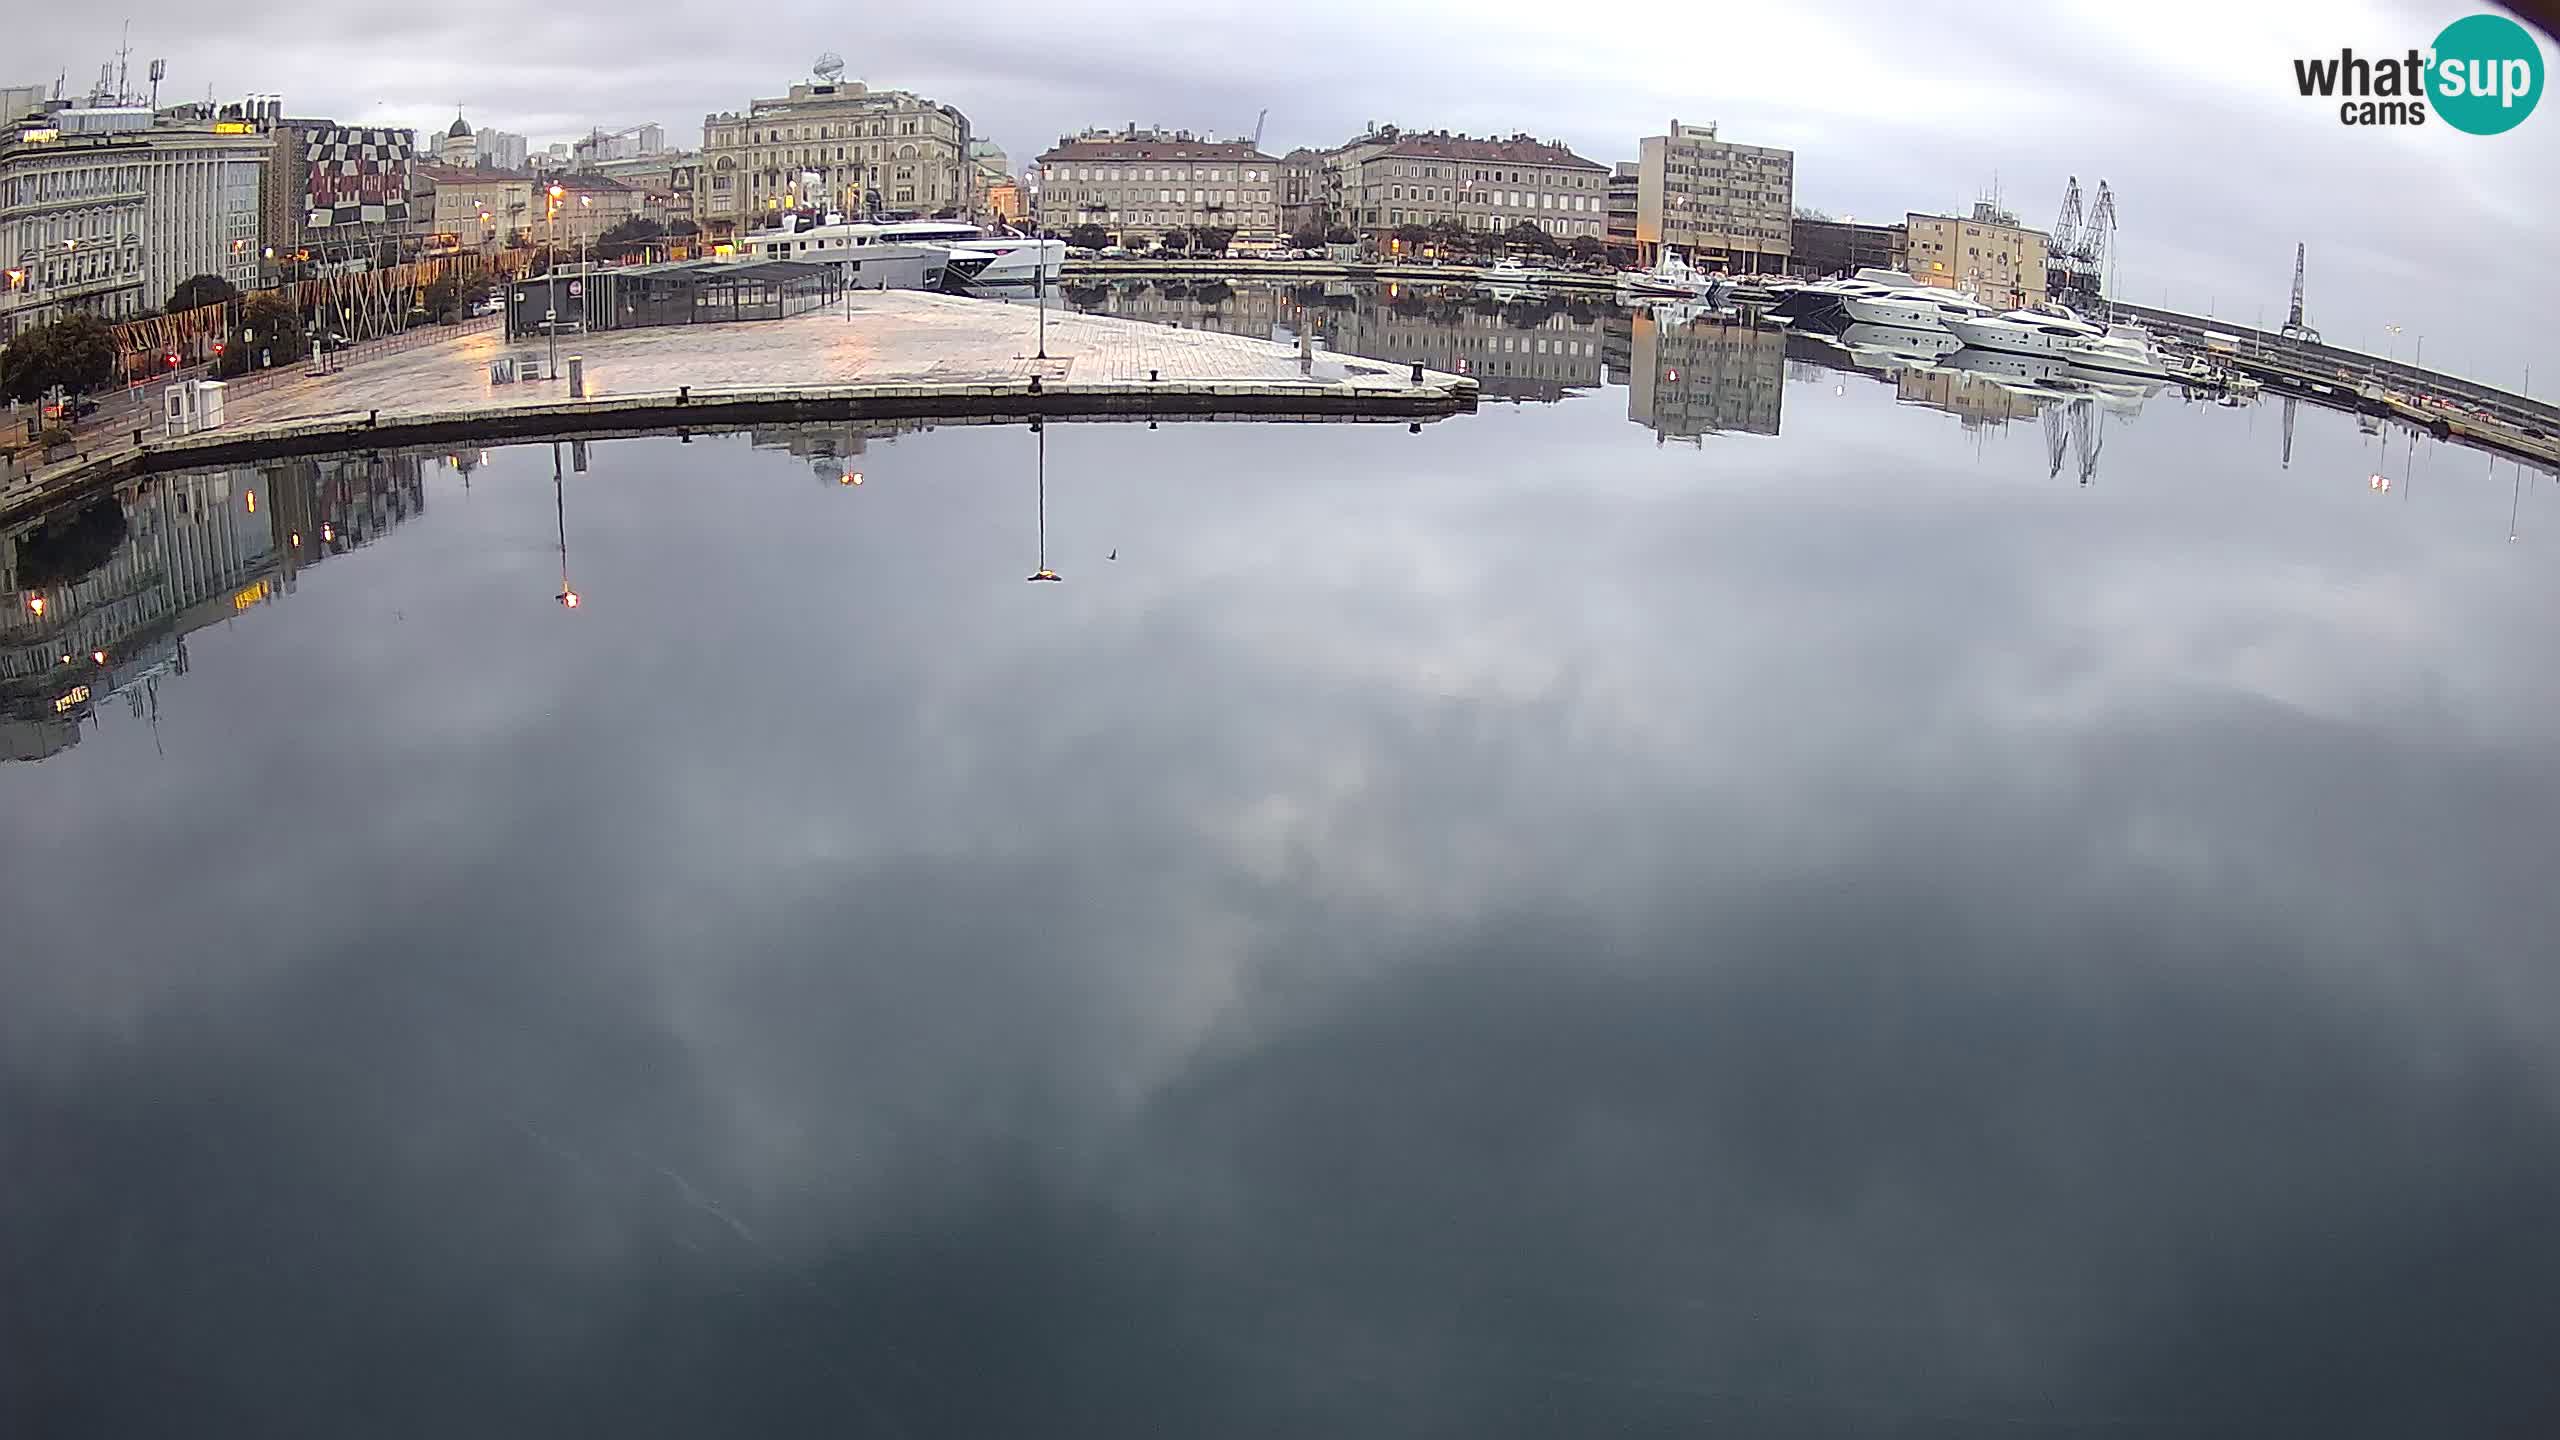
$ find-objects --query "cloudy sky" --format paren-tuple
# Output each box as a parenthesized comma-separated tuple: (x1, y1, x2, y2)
(19, 2, 2557, 382)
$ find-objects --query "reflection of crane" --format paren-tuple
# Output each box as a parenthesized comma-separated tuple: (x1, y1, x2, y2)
(2281, 393, 2297, 468)
(2279, 243, 2319, 343)
(2041, 399, 2103, 484)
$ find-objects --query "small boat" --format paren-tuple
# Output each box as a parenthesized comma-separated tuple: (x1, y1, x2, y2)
(1481, 258, 1552, 286)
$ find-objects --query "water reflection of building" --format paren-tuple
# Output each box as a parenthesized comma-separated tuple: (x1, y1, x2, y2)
(1625, 310, 1784, 441)
(1060, 279, 1289, 342)
(750, 422, 935, 477)
(2, 454, 428, 761)
(1894, 368, 2039, 428)
(1327, 293, 1607, 403)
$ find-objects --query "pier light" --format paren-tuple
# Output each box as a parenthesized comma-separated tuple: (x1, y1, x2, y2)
(24, 595, 44, 617)
(92, 649, 106, 664)
(558, 588, 580, 608)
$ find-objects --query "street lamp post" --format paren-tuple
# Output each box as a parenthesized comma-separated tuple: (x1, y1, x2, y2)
(579, 194, 593, 334)
(1032, 175, 1047, 361)
(546, 183, 564, 379)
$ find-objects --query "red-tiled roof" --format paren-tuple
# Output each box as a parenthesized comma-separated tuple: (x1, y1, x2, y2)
(1374, 133, 1605, 170)
(1039, 136, 1275, 164)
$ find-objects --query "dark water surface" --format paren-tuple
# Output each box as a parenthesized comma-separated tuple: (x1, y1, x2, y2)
(7, 287, 2560, 1436)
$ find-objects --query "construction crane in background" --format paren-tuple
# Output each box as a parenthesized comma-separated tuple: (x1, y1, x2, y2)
(2046, 176, 2116, 315)
(1251, 108, 1268, 148)
(2279, 243, 2320, 343)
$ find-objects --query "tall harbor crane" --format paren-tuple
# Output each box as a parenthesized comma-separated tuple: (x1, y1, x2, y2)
(2046, 177, 2116, 314)
(2279, 243, 2320, 344)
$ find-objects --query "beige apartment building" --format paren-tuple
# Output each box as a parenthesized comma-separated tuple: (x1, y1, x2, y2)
(696, 78, 970, 235)
(1035, 129, 1281, 242)
(1338, 131, 1609, 242)
(1905, 204, 2048, 309)
(1635, 119, 1793, 273)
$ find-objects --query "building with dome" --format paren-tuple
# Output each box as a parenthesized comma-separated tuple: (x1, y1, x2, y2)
(695, 76, 971, 237)
(439, 114, 475, 168)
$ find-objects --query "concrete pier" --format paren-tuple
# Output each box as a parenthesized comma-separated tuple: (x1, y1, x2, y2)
(1, 291, 1476, 524)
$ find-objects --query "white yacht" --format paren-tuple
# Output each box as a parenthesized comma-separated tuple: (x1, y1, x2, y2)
(1838, 285, 2003, 332)
(1482, 258, 1552, 285)
(1774, 268, 1923, 323)
(1617, 252, 1725, 300)
(1944, 309, 2188, 382)
(741, 219, 1065, 287)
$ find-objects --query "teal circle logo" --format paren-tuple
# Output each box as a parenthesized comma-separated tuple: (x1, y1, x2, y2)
(2429, 13, 2544, 134)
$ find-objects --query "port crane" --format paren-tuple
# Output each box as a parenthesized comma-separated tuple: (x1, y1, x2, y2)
(2278, 243, 2320, 344)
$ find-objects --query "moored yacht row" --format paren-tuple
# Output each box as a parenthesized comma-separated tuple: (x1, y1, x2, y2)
(1768, 267, 2193, 383)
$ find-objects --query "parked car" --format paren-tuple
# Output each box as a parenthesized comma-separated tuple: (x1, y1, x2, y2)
(1099, 245, 1131, 259)
(42, 396, 101, 423)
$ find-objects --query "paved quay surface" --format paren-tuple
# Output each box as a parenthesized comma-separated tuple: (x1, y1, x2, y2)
(3, 291, 1474, 521)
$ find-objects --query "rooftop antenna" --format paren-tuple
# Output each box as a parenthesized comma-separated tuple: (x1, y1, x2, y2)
(116, 21, 131, 106)
(148, 58, 165, 110)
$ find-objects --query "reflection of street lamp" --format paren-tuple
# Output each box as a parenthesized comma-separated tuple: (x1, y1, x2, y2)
(1026, 421, 1061, 582)
(553, 442, 580, 607)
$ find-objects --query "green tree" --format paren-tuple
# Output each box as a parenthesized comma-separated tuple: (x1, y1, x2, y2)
(236, 294, 308, 368)
(1289, 225, 1327, 251)
(165, 273, 240, 314)
(0, 313, 119, 402)
(1504, 221, 1559, 256)
(1068, 223, 1111, 251)
(421, 275, 461, 322)
(1324, 225, 1357, 246)
(1568, 233, 1606, 263)
(598, 217, 667, 252)
(1190, 225, 1236, 256)
(1158, 228, 1193, 253)
(1391, 223, 1432, 250)
(668, 218, 700, 237)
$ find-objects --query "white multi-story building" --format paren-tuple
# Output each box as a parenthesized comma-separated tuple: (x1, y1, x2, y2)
(1035, 128, 1281, 243)
(139, 126, 267, 305)
(697, 77, 971, 234)
(2, 110, 150, 339)
(1337, 129, 1610, 241)
(1, 105, 267, 336)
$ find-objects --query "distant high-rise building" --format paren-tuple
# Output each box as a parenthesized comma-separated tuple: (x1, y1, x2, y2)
(475, 127, 527, 171)
(0, 84, 47, 125)
(1635, 118, 1793, 273)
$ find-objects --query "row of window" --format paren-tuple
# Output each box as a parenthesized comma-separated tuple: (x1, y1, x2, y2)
(721, 116, 932, 146)
(0, 160, 145, 210)
(1048, 166, 1270, 184)
(1380, 187, 1601, 213)
(1372, 162, 1601, 188)
(1376, 210, 1603, 236)
(1052, 188, 1271, 207)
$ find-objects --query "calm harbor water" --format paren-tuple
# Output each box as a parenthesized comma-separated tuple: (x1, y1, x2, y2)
(6, 284, 2560, 1436)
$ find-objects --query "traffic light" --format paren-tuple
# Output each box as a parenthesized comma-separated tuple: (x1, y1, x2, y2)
(165, 353, 180, 369)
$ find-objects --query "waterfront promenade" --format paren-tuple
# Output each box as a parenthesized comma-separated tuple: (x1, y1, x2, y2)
(2, 290, 1474, 522)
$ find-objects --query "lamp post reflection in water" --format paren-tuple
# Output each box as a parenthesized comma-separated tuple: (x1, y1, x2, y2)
(1026, 419, 1060, 582)
(552, 441, 579, 608)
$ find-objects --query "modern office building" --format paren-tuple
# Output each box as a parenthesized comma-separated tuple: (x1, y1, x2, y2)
(1036, 128, 1281, 243)
(1635, 119, 1794, 273)
(1905, 203, 2048, 309)
(697, 77, 971, 234)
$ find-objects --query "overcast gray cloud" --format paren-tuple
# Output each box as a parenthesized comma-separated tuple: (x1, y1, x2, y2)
(18, 1, 2557, 383)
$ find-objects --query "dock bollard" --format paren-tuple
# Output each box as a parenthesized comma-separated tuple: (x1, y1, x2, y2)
(679, 385, 689, 405)
(1411, 362, 1424, 384)
(1149, 368, 1159, 382)
(1028, 374, 1041, 394)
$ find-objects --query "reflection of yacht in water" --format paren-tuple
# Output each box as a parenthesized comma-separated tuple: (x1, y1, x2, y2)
(1942, 347, 2160, 414)
(1837, 321, 1962, 365)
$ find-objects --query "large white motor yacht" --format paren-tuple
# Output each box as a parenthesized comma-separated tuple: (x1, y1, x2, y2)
(1837, 286, 2003, 332)
(741, 219, 1065, 286)
(1945, 309, 2187, 381)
